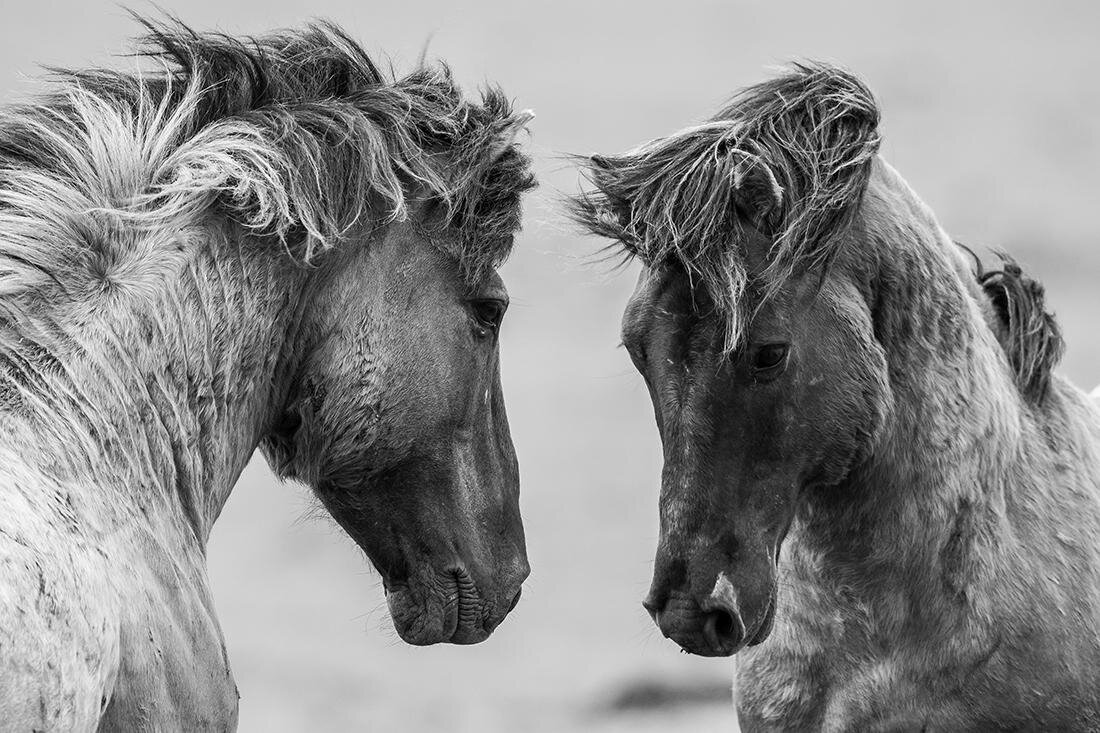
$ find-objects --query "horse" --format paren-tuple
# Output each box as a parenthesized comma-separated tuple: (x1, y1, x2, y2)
(0, 19, 534, 731)
(572, 63, 1100, 730)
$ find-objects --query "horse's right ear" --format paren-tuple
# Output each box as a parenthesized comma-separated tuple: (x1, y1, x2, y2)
(586, 154, 633, 227)
(590, 154, 613, 171)
(730, 155, 784, 234)
(488, 109, 535, 162)
(569, 153, 639, 251)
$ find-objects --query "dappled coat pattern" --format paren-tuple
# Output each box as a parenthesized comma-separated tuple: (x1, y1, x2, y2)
(574, 64, 1100, 730)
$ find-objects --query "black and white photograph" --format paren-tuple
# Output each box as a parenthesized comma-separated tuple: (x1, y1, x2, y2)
(1, 1, 1098, 730)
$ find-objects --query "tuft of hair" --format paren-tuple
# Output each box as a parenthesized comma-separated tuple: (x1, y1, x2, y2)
(0, 16, 536, 306)
(969, 250, 1064, 404)
(569, 62, 880, 348)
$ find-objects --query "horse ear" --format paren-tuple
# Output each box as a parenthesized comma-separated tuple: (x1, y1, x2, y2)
(567, 153, 639, 247)
(588, 154, 634, 229)
(488, 109, 534, 162)
(731, 156, 784, 233)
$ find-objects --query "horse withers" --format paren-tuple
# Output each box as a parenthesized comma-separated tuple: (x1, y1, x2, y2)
(573, 64, 1100, 729)
(0, 20, 533, 730)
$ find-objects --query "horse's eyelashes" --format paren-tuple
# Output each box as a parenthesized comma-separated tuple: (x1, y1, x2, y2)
(750, 343, 790, 377)
(469, 299, 507, 335)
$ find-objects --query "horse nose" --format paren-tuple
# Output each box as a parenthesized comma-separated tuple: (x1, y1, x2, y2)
(699, 603, 744, 652)
(700, 572, 746, 651)
(643, 573, 746, 656)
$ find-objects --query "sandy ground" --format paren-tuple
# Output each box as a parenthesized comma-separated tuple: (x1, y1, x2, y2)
(3, 1, 1099, 730)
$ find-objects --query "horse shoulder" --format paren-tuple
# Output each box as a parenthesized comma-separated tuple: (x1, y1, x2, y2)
(0, 466, 120, 730)
(96, 520, 238, 732)
(0, 450, 237, 732)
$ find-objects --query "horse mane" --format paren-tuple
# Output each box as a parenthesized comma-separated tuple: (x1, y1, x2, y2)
(960, 245, 1064, 404)
(569, 62, 880, 347)
(0, 17, 535, 307)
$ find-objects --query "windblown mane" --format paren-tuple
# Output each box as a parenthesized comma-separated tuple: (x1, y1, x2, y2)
(0, 17, 535, 307)
(570, 62, 880, 346)
(961, 246, 1064, 404)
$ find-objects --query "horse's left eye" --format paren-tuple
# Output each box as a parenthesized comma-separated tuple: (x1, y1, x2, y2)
(470, 299, 507, 333)
(752, 343, 789, 372)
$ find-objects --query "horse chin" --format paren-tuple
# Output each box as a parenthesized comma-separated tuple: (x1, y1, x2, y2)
(383, 567, 494, 646)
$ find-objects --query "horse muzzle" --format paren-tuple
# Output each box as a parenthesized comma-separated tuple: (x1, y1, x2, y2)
(644, 572, 775, 657)
(385, 565, 524, 645)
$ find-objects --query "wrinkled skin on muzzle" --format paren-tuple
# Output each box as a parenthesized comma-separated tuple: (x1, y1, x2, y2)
(625, 258, 885, 656)
(318, 416, 527, 646)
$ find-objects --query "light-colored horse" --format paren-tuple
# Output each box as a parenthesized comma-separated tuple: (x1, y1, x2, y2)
(574, 63, 1100, 730)
(0, 20, 534, 731)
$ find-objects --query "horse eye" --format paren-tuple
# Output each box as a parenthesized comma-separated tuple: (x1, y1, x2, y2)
(752, 343, 789, 372)
(470, 299, 507, 333)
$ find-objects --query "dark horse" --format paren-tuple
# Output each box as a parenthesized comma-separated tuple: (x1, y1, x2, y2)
(0, 20, 533, 730)
(573, 64, 1100, 729)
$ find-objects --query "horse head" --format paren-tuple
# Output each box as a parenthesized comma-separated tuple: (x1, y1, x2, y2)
(258, 114, 536, 645)
(119, 23, 544, 646)
(262, 216, 529, 645)
(573, 63, 891, 655)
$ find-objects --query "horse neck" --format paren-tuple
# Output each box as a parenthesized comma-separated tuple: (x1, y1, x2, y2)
(0, 224, 310, 549)
(792, 163, 1024, 605)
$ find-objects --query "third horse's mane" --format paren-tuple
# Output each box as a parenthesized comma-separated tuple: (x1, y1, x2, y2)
(960, 246, 1064, 404)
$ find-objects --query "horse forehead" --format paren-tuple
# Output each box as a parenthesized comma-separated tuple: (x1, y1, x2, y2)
(640, 267, 715, 315)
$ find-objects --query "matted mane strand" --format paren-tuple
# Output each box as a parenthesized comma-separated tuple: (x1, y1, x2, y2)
(570, 62, 880, 347)
(0, 17, 535, 306)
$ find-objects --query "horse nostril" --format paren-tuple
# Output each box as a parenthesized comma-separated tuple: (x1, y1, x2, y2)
(702, 607, 744, 651)
(713, 608, 736, 637)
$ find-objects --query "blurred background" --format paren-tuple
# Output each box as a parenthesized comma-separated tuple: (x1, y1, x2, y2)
(2, 1, 1098, 730)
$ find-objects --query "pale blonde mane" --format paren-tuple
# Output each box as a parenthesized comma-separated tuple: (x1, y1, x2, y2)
(0, 18, 535, 322)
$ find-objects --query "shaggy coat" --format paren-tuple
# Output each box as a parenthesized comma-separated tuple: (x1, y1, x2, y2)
(574, 64, 1100, 730)
(0, 19, 533, 731)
